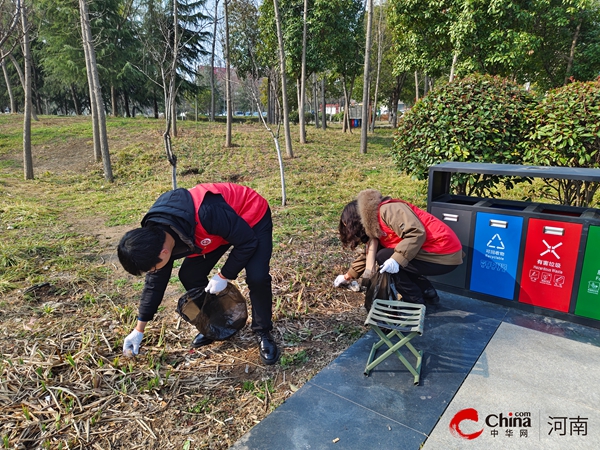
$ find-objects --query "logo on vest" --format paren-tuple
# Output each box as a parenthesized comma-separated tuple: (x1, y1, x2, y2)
(200, 238, 212, 246)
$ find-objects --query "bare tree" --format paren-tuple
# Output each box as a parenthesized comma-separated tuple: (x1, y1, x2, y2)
(1, 50, 16, 113)
(0, 0, 20, 114)
(321, 76, 326, 130)
(251, 74, 287, 206)
(224, 0, 232, 147)
(20, 0, 32, 179)
(209, 0, 220, 121)
(79, 0, 113, 182)
(0, 0, 20, 50)
(360, 0, 373, 154)
(298, 0, 308, 144)
(160, 0, 180, 189)
(273, 0, 293, 158)
(370, 3, 384, 133)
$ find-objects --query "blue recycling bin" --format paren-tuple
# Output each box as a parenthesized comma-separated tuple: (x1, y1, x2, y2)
(469, 212, 524, 300)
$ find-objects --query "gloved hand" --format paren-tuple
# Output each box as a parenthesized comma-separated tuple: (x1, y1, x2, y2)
(205, 273, 228, 294)
(379, 258, 400, 274)
(123, 329, 144, 356)
(334, 274, 349, 287)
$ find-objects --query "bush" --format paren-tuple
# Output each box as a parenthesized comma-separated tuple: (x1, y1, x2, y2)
(391, 73, 536, 196)
(331, 112, 344, 122)
(288, 110, 315, 125)
(523, 79, 600, 206)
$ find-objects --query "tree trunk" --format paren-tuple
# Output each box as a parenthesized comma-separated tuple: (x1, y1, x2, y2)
(321, 76, 326, 130)
(80, 0, 113, 182)
(8, 53, 37, 120)
(210, 0, 219, 121)
(1, 56, 16, 113)
(32, 60, 42, 115)
(171, 85, 177, 136)
(70, 84, 81, 115)
(564, 17, 582, 85)
(21, 1, 33, 180)
(313, 73, 319, 128)
(124, 91, 131, 117)
(360, 0, 373, 154)
(273, 0, 293, 158)
(390, 73, 406, 128)
(170, 0, 178, 138)
(298, 0, 308, 144)
(449, 52, 458, 82)
(111, 85, 118, 116)
(80, 14, 101, 160)
(224, 0, 232, 147)
(342, 79, 350, 133)
(414, 71, 419, 102)
(370, 4, 384, 133)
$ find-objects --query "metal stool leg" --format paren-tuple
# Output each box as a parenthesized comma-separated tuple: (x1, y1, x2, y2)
(364, 326, 423, 385)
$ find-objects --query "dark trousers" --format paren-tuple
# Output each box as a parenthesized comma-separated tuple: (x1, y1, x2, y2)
(178, 209, 273, 333)
(376, 248, 458, 304)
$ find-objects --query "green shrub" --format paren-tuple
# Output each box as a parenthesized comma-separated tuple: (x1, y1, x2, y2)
(331, 112, 344, 122)
(391, 73, 536, 196)
(523, 79, 600, 206)
(288, 110, 315, 124)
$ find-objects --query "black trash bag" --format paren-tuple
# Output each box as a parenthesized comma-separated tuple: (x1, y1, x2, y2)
(176, 283, 248, 341)
(362, 271, 396, 312)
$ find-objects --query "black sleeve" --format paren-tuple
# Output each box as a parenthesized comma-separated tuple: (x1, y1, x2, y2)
(200, 194, 258, 280)
(137, 259, 174, 322)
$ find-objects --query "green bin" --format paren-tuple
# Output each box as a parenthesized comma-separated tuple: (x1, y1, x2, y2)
(575, 225, 600, 320)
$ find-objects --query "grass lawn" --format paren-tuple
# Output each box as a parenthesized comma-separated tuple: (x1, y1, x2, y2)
(0, 114, 425, 449)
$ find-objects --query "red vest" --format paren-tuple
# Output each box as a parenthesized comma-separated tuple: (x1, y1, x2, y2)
(188, 183, 268, 254)
(377, 199, 462, 254)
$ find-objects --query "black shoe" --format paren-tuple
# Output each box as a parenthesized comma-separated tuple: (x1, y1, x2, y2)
(191, 333, 214, 348)
(423, 288, 440, 305)
(257, 331, 280, 365)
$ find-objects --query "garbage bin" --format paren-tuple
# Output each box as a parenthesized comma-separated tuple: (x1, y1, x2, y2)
(575, 225, 600, 320)
(429, 196, 481, 288)
(469, 211, 524, 300)
(518, 218, 583, 312)
(427, 162, 600, 328)
(349, 118, 362, 128)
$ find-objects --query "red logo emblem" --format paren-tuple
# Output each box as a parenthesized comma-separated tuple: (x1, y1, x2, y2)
(449, 408, 484, 440)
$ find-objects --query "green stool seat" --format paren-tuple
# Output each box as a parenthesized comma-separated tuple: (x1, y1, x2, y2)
(364, 299, 426, 385)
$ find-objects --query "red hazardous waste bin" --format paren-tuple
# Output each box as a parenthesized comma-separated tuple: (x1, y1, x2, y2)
(518, 218, 583, 312)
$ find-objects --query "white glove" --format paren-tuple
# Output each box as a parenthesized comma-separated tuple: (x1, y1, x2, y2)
(205, 273, 228, 294)
(334, 274, 349, 287)
(123, 329, 144, 356)
(379, 258, 400, 274)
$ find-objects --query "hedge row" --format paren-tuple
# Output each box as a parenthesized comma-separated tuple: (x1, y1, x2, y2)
(391, 74, 600, 206)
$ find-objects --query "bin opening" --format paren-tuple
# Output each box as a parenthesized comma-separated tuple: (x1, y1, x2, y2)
(489, 203, 526, 211)
(539, 208, 582, 217)
(445, 198, 480, 205)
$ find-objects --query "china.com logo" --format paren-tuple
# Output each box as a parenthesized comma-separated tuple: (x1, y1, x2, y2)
(449, 408, 532, 439)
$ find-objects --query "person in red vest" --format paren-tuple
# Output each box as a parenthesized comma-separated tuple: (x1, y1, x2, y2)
(117, 183, 279, 365)
(334, 189, 463, 305)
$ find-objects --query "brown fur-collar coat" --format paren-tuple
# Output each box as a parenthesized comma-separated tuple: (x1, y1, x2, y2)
(347, 189, 463, 279)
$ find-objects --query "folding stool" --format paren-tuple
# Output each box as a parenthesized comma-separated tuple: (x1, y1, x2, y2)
(364, 299, 426, 385)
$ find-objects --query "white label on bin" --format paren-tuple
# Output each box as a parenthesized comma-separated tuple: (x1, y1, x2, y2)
(543, 226, 564, 236)
(540, 240, 562, 259)
(443, 213, 459, 222)
(489, 219, 508, 228)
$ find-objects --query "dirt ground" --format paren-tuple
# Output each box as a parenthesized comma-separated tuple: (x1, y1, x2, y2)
(0, 119, 368, 449)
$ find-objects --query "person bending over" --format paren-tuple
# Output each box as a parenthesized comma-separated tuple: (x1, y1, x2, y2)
(334, 189, 463, 305)
(117, 183, 280, 365)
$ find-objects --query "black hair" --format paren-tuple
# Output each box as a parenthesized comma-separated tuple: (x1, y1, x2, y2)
(117, 227, 165, 275)
(338, 200, 368, 250)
